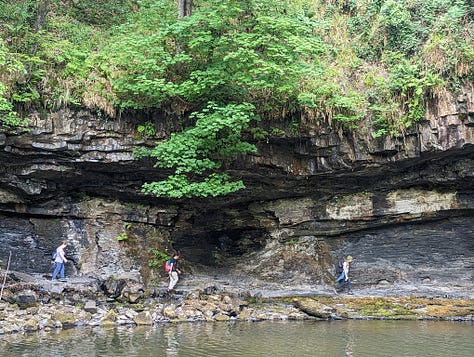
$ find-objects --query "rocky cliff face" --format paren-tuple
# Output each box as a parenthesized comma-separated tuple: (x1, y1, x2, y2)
(1, 83, 473, 298)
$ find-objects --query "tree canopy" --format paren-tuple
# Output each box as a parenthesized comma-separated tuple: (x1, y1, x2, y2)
(1, 0, 473, 197)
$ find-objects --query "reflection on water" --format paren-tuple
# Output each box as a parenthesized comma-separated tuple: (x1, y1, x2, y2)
(1, 320, 473, 357)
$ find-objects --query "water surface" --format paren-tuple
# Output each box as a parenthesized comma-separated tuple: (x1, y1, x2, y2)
(1, 320, 473, 357)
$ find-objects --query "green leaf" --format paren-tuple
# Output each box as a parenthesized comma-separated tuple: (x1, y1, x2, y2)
(138, 102, 257, 198)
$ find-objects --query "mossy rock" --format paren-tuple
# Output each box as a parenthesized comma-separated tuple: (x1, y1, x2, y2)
(103, 309, 118, 322)
(100, 319, 116, 327)
(237, 308, 253, 320)
(293, 297, 334, 319)
(24, 318, 39, 332)
(214, 313, 230, 321)
(133, 311, 153, 325)
(52, 312, 77, 326)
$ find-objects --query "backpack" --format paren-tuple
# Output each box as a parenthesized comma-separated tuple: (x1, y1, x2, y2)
(164, 259, 172, 273)
(335, 261, 344, 276)
(51, 251, 57, 261)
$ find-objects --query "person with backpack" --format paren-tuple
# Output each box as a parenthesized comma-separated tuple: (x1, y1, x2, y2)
(335, 255, 354, 294)
(167, 251, 181, 293)
(52, 241, 68, 282)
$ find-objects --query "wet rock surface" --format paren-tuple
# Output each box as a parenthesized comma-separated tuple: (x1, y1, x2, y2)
(1, 270, 473, 335)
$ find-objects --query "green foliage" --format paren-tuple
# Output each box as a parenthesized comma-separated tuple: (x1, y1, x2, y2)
(0, 1, 46, 108)
(349, 0, 472, 65)
(249, 126, 285, 141)
(250, 127, 269, 140)
(142, 173, 246, 199)
(0, 40, 29, 130)
(0, 0, 473, 189)
(136, 102, 257, 198)
(270, 127, 286, 137)
(116, 232, 128, 241)
(379, 0, 420, 55)
(107, 0, 325, 114)
(367, 53, 443, 136)
(117, 222, 132, 241)
(387, 55, 443, 127)
(137, 121, 156, 138)
(65, 0, 135, 26)
(327, 91, 365, 128)
(148, 249, 171, 269)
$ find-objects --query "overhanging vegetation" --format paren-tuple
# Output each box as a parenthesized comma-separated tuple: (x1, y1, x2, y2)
(1, 0, 473, 197)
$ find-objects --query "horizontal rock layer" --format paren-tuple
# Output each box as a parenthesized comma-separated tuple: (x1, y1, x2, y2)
(1, 83, 474, 296)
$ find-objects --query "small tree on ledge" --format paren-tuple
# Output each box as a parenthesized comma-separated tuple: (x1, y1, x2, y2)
(135, 102, 257, 198)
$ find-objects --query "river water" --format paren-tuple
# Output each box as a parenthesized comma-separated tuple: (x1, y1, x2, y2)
(1, 320, 473, 357)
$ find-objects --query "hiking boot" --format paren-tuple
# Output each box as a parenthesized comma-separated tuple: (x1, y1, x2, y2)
(347, 290, 354, 295)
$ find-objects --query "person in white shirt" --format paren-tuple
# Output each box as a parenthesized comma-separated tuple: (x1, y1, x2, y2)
(52, 241, 68, 282)
(336, 255, 353, 294)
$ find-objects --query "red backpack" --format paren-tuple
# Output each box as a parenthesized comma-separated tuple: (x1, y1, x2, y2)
(164, 259, 172, 272)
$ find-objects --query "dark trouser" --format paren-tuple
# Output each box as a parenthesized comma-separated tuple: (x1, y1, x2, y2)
(52, 262, 65, 280)
(336, 272, 352, 291)
(336, 278, 351, 291)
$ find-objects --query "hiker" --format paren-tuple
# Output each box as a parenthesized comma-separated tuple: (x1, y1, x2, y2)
(336, 255, 354, 294)
(52, 241, 68, 282)
(167, 251, 181, 293)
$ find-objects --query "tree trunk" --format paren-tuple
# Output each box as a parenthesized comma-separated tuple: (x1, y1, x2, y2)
(34, 0, 50, 33)
(26, 0, 50, 80)
(177, 0, 192, 19)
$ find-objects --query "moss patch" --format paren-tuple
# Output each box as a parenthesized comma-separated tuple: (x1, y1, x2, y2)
(276, 296, 474, 320)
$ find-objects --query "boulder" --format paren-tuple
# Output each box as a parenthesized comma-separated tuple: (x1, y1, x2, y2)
(133, 311, 153, 325)
(84, 300, 98, 314)
(294, 298, 334, 319)
(102, 277, 126, 299)
(15, 290, 38, 309)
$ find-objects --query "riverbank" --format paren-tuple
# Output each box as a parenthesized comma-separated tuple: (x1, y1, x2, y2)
(1, 272, 473, 335)
(290, 295, 474, 321)
(1, 294, 472, 335)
